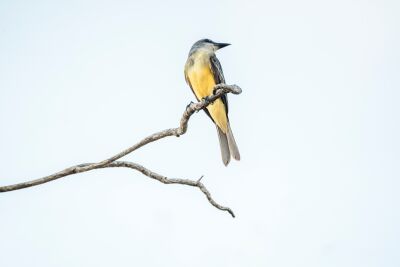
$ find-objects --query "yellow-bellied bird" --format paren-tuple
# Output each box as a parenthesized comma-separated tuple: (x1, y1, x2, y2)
(184, 39, 240, 166)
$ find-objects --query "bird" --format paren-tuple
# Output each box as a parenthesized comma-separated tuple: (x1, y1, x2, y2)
(184, 39, 240, 166)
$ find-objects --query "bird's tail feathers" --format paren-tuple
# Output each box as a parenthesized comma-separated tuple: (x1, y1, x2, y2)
(217, 126, 230, 166)
(227, 122, 240, 161)
(217, 123, 240, 166)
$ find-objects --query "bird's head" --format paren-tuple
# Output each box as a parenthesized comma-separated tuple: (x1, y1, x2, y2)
(189, 39, 231, 55)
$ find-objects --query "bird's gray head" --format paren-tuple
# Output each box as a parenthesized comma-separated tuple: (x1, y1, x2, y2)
(189, 38, 231, 56)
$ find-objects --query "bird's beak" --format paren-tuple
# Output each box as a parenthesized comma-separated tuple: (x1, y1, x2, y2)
(215, 42, 231, 49)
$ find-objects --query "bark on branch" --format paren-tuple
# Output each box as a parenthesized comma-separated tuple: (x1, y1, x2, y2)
(0, 84, 242, 217)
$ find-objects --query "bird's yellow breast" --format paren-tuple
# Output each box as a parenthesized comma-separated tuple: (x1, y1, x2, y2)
(188, 63, 215, 99)
(186, 53, 228, 133)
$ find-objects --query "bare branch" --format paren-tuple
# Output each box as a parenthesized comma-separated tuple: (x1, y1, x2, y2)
(107, 161, 235, 217)
(0, 84, 241, 217)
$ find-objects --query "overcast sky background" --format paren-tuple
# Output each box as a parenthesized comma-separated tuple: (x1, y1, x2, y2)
(0, 0, 399, 266)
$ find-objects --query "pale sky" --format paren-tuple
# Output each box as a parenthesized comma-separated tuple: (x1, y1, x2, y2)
(0, 0, 399, 266)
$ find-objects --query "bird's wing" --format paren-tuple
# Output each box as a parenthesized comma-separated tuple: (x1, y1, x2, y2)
(209, 54, 229, 114)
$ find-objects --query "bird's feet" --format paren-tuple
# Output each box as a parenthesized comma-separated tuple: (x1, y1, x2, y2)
(213, 84, 225, 95)
(202, 96, 212, 104)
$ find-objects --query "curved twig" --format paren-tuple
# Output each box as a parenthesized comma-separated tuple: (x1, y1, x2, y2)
(0, 84, 242, 217)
